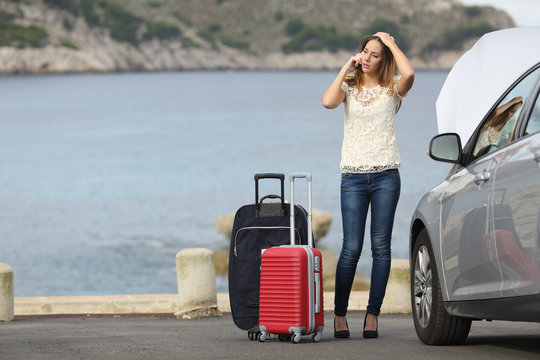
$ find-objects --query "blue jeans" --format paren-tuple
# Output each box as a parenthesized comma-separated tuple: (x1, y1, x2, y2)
(334, 169, 401, 317)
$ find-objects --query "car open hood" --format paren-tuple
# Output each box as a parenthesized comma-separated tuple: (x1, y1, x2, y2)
(436, 26, 540, 144)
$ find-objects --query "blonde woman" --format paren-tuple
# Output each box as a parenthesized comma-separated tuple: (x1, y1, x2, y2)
(322, 32, 414, 339)
(474, 96, 523, 158)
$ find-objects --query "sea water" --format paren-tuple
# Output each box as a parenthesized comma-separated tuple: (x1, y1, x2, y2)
(0, 70, 450, 296)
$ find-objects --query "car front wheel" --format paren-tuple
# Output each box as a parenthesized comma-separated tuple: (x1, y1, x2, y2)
(411, 229, 471, 345)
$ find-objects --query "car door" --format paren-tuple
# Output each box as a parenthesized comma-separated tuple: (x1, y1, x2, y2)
(441, 153, 499, 301)
(491, 69, 540, 297)
(440, 68, 540, 301)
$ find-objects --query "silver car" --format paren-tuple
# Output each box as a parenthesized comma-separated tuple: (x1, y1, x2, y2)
(410, 27, 540, 345)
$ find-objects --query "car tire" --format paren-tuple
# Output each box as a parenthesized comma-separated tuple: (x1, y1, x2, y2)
(411, 229, 472, 345)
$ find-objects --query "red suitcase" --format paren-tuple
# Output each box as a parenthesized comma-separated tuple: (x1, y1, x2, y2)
(258, 173, 324, 343)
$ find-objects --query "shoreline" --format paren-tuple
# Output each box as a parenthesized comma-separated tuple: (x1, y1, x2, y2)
(0, 67, 451, 77)
(13, 291, 411, 317)
(0, 45, 459, 75)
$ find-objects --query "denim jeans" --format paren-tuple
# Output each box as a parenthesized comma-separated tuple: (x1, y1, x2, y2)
(334, 169, 401, 317)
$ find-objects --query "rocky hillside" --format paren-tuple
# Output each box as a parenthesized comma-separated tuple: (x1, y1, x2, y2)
(0, 0, 515, 73)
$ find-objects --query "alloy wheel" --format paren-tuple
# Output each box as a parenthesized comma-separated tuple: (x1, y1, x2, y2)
(414, 245, 433, 328)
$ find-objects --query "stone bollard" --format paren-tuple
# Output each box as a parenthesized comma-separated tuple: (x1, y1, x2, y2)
(0, 263, 14, 322)
(175, 248, 222, 319)
(381, 259, 411, 313)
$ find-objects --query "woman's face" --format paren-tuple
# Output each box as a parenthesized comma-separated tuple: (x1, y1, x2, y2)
(359, 39, 383, 74)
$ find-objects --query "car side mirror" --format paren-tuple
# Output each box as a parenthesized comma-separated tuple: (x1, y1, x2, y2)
(429, 133, 463, 164)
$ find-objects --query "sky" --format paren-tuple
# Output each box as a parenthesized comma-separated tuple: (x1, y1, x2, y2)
(460, 0, 540, 26)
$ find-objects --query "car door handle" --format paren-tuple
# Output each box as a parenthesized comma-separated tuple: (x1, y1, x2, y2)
(474, 171, 491, 185)
(531, 146, 540, 163)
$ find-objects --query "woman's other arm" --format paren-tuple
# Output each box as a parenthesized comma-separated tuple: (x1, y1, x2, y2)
(375, 32, 415, 96)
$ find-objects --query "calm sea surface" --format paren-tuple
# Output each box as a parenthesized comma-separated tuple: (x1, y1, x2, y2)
(0, 71, 450, 296)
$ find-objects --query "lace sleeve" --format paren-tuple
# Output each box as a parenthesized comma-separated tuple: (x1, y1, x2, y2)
(341, 81, 356, 99)
(394, 75, 405, 99)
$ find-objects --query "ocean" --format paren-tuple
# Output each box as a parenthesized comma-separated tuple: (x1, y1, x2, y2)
(0, 70, 450, 296)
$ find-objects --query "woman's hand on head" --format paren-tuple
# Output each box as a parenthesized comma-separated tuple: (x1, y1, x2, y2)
(512, 96, 523, 105)
(374, 32, 395, 47)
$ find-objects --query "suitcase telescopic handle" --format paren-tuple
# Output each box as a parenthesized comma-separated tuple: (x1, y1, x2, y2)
(289, 172, 313, 248)
(254, 173, 285, 210)
(254, 173, 285, 182)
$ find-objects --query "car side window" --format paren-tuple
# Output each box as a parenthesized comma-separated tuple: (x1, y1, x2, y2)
(524, 93, 540, 135)
(472, 67, 540, 161)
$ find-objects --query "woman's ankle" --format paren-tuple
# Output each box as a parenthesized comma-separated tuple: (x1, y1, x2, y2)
(364, 313, 378, 331)
(335, 315, 348, 330)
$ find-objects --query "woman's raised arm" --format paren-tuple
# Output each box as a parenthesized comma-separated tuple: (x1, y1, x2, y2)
(322, 56, 359, 109)
(375, 32, 415, 97)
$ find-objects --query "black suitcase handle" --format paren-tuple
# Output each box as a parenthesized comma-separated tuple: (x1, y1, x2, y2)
(254, 173, 285, 217)
(254, 173, 285, 182)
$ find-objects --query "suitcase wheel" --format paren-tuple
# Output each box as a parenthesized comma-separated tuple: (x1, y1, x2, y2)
(291, 333, 301, 344)
(258, 330, 268, 342)
(312, 332, 322, 342)
(248, 330, 261, 341)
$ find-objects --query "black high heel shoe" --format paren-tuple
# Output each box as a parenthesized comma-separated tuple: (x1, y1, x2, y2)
(334, 317, 350, 339)
(362, 313, 378, 338)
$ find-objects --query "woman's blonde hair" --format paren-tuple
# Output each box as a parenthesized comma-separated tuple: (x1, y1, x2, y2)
(486, 101, 522, 129)
(345, 35, 397, 94)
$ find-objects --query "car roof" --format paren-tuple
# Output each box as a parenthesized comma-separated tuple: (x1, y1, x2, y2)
(436, 26, 540, 144)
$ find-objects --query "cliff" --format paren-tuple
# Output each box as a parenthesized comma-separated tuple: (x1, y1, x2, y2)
(0, 0, 516, 74)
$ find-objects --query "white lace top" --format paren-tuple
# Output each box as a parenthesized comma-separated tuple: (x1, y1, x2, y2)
(475, 127, 499, 153)
(340, 76, 404, 173)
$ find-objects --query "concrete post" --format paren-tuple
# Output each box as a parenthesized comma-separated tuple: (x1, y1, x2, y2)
(381, 259, 411, 313)
(175, 248, 222, 319)
(0, 263, 14, 321)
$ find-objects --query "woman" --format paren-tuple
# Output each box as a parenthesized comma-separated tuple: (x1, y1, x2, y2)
(322, 32, 414, 339)
(474, 96, 523, 157)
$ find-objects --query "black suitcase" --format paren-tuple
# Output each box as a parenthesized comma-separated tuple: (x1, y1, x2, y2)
(228, 173, 310, 338)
